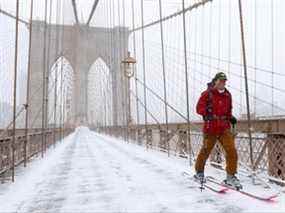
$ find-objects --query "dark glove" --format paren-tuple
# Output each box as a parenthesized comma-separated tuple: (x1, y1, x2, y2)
(229, 116, 237, 125)
(203, 115, 213, 121)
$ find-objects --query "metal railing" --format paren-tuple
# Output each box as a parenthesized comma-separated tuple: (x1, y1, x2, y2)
(0, 128, 73, 182)
(97, 125, 285, 184)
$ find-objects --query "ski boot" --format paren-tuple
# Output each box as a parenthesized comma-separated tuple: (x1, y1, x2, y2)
(224, 174, 243, 190)
(194, 172, 206, 184)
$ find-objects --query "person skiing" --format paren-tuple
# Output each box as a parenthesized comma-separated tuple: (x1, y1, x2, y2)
(194, 72, 242, 190)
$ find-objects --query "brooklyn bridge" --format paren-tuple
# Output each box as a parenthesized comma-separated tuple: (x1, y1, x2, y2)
(0, 0, 284, 212)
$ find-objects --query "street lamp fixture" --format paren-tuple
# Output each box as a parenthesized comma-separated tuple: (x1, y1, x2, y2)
(122, 51, 136, 78)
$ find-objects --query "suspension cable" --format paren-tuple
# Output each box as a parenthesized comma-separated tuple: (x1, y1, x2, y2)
(11, 0, 20, 182)
(133, 0, 213, 32)
(238, 0, 254, 177)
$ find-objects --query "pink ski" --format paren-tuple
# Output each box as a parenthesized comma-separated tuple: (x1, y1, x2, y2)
(206, 176, 279, 202)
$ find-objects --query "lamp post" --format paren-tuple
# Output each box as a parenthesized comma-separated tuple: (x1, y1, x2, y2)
(122, 51, 136, 142)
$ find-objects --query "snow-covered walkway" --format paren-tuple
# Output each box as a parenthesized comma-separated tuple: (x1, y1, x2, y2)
(0, 127, 284, 212)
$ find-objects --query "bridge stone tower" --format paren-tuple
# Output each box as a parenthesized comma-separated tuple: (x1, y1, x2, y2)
(28, 21, 129, 127)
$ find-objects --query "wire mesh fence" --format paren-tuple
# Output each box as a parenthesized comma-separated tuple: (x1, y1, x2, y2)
(0, 128, 73, 181)
(98, 125, 285, 183)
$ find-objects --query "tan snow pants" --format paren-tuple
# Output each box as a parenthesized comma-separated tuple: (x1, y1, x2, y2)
(195, 130, 238, 175)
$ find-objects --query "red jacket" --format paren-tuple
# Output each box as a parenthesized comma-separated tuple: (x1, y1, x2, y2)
(196, 87, 232, 135)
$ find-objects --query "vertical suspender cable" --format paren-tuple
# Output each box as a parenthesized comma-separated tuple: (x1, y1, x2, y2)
(238, 0, 254, 180)
(59, 1, 65, 140)
(107, 0, 110, 127)
(104, 0, 108, 128)
(209, 2, 213, 75)
(110, 0, 114, 127)
(44, 0, 53, 150)
(102, 20, 106, 127)
(53, 0, 61, 145)
(239, 1, 243, 117)
(62, 84, 66, 134)
(41, 0, 48, 158)
(140, 0, 148, 148)
(131, 0, 140, 142)
(59, 1, 64, 140)
(111, 1, 114, 128)
(182, 0, 192, 166)
(193, 9, 197, 109)
(107, 0, 113, 128)
(254, 0, 257, 116)
(201, 4, 205, 83)
(122, 0, 129, 142)
(59, 48, 64, 139)
(108, 0, 113, 127)
(111, 0, 118, 126)
(104, 86, 107, 131)
(117, 0, 122, 134)
(217, 0, 221, 69)
(111, 0, 116, 127)
(158, 0, 170, 157)
(99, 69, 102, 126)
(107, 0, 111, 127)
(117, 0, 125, 139)
(11, 0, 20, 182)
(271, 0, 274, 116)
(24, 0, 34, 167)
(228, 0, 232, 78)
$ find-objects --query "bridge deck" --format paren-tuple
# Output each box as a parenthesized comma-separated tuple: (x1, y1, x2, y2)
(0, 128, 283, 212)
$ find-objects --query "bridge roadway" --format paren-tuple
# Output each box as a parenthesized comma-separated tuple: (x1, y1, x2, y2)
(0, 127, 283, 212)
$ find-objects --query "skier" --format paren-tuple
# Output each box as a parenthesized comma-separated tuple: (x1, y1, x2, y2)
(194, 72, 242, 190)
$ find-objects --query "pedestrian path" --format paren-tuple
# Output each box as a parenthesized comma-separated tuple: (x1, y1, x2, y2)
(0, 127, 284, 212)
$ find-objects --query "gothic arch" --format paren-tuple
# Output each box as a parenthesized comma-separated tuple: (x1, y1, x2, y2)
(88, 58, 113, 126)
(29, 21, 130, 127)
(48, 56, 74, 126)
